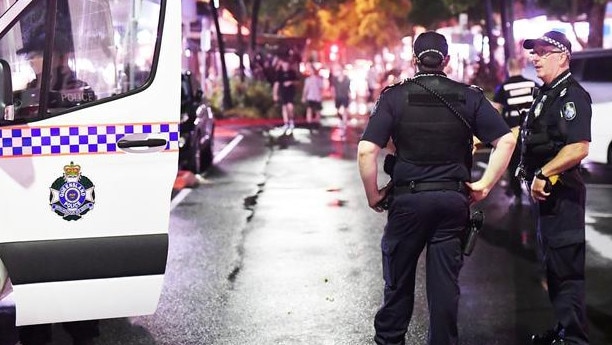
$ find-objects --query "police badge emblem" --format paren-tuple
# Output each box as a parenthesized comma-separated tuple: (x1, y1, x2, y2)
(534, 95, 547, 118)
(49, 162, 95, 221)
(562, 102, 577, 121)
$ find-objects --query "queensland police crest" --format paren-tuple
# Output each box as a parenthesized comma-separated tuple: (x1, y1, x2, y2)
(562, 102, 577, 121)
(49, 162, 95, 221)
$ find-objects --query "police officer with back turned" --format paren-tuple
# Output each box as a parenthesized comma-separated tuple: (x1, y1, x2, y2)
(358, 31, 516, 345)
(520, 31, 591, 345)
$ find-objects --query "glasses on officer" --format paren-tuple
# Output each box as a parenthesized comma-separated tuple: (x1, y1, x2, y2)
(529, 49, 564, 59)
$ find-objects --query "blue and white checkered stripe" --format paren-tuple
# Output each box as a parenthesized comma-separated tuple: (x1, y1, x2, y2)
(0, 123, 179, 157)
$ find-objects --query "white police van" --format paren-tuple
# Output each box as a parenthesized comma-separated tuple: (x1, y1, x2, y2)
(0, 0, 179, 325)
(569, 48, 612, 165)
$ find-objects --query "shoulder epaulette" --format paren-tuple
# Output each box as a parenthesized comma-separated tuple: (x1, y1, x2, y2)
(380, 78, 410, 94)
(469, 84, 484, 92)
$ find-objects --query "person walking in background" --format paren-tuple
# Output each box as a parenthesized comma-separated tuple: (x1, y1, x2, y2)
(520, 30, 591, 345)
(358, 31, 515, 345)
(330, 66, 351, 139)
(273, 58, 299, 134)
(492, 57, 539, 206)
(302, 64, 324, 129)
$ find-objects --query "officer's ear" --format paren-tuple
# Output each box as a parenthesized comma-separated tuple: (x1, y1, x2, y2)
(442, 55, 451, 68)
(560, 52, 570, 65)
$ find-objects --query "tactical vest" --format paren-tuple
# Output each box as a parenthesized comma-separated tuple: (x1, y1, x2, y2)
(521, 77, 585, 170)
(394, 77, 473, 170)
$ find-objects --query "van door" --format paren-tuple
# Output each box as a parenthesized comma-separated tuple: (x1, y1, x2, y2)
(0, 0, 179, 325)
(569, 50, 612, 164)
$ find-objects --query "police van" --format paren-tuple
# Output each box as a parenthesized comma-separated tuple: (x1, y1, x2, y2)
(0, 0, 179, 326)
(569, 48, 612, 165)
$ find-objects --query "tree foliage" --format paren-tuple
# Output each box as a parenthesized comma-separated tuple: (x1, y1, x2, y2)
(535, 0, 607, 48)
(317, 0, 412, 54)
(408, 0, 496, 29)
(236, 0, 342, 35)
(231, 0, 412, 56)
(223, 0, 610, 73)
(408, 0, 452, 28)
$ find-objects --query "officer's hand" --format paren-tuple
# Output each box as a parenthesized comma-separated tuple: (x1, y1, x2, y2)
(530, 177, 550, 201)
(465, 181, 489, 205)
(369, 182, 392, 213)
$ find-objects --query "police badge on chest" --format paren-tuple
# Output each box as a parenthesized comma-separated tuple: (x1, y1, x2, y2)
(534, 95, 547, 118)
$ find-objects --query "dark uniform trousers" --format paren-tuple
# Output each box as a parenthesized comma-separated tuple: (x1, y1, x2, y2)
(374, 190, 468, 345)
(536, 172, 588, 345)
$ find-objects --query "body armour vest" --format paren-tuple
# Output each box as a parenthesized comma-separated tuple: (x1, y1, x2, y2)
(521, 76, 586, 171)
(394, 77, 473, 169)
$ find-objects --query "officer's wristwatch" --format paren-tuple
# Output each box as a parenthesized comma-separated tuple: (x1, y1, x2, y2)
(534, 168, 550, 182)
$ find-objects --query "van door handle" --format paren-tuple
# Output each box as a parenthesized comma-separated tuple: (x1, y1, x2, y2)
(117, 138, 167, 148)
(117, 134, 168, 153)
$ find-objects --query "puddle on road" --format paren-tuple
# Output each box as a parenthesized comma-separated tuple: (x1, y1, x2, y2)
(243, 182, 265, 222)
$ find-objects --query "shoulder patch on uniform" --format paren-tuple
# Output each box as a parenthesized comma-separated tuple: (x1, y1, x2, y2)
(561, 102, 577, 121)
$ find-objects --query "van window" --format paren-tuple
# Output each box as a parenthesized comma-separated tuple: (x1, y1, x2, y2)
(572, 55, 612, 82)
(582, 55, 612, 82)
(0, 0, 162, 125)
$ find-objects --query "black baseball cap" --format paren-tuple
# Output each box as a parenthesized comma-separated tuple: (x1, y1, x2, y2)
(523, 30, 572, 54)
(413, 31, 448, 67)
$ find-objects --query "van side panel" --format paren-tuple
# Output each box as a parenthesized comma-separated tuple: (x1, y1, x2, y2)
(0, 0, 181, 325)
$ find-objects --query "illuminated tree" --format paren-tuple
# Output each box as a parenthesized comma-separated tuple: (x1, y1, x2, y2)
(316, 0, 412, 56)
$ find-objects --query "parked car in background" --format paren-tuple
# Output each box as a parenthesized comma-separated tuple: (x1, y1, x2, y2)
(569, 48, 612, 165)
(179, 71, 215, 173)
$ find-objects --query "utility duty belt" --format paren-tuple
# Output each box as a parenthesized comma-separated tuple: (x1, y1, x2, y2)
(394, 180, 467, 194)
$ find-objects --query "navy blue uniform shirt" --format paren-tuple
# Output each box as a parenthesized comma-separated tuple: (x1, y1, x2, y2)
(531, 71, 591, 145)
(361, 71, 510, 183)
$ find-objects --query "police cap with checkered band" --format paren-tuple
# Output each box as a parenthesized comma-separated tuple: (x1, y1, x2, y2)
(523, 30, 572, 55)
(413, 31, 448, 67)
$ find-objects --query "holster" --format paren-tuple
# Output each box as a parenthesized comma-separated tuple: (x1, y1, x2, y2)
(462, 210, 484, 256)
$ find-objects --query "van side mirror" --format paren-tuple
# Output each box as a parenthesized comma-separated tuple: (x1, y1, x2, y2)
(0, 59, 14, 121)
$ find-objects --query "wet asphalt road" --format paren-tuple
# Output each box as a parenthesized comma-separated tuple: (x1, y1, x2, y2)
(1, 119, 612, 345)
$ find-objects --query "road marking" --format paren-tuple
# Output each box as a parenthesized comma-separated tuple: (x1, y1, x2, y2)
(586, 225, 612, 260)
(213, 134, 244, 165)
(170, 188, 191, 211)
(586, 212, 612, 221)
(171, 134, 244, 210)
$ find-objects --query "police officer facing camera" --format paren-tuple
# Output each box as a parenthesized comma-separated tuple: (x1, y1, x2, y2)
(358, 31, 515, 345)
(520, 31, 591, 345)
